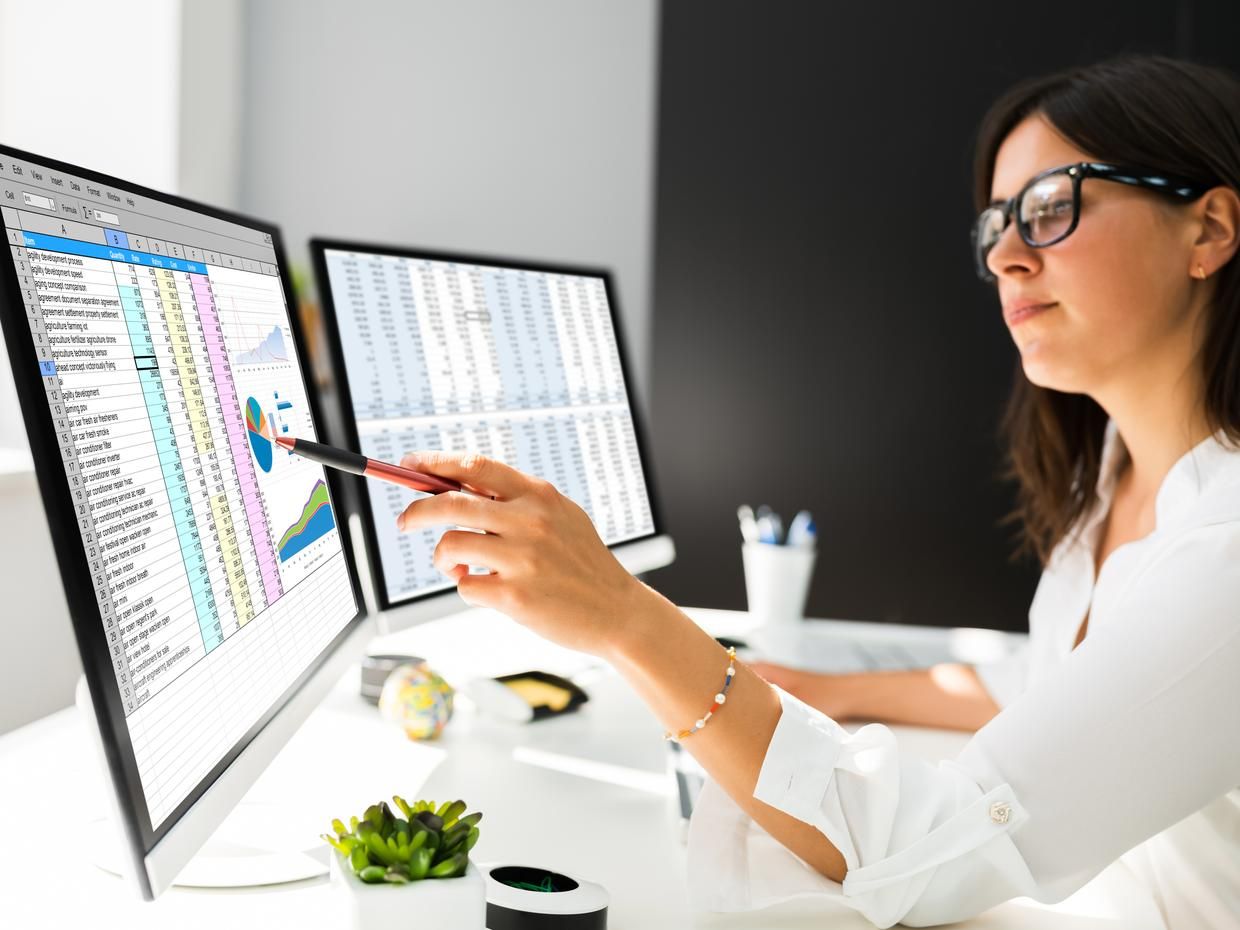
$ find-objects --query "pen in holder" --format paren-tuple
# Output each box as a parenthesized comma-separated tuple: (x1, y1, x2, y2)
(742, 540, 817, 627)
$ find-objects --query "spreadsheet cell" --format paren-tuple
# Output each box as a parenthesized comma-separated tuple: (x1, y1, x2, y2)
(324, 249, 655, 605)
(4, 175, 356, 833)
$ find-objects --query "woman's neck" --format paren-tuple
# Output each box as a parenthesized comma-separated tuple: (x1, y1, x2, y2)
(1096, 359, 1212, 502)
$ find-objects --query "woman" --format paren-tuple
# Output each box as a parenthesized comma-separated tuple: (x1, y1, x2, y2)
(396, 55, 1240, 928)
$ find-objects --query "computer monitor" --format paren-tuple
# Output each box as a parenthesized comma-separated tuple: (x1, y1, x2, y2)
(0, 145, 367, 899)
(310, 240, 673, 627)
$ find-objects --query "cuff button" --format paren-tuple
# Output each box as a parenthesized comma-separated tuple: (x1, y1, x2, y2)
(989, 801, 1012, 824)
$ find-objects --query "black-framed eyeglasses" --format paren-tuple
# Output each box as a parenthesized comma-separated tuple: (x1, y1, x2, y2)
(972, 162, 1211, 282)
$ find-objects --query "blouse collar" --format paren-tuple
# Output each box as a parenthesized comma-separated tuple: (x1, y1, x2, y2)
(1063, 418, 1240, 555)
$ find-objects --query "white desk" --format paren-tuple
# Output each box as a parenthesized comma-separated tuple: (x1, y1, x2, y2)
(0, 608, 1165, 929)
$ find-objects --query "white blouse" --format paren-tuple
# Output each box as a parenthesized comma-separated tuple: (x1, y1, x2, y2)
(686, 420, 1240, 928)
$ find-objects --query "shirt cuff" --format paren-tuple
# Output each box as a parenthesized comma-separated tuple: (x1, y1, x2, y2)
(686, 771, 849, 914)
(685, 685, 853, 914)
(752, 684, 851, 829)
(746, 684, 1032, 930)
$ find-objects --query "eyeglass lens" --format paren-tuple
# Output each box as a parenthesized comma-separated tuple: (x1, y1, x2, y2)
(974, 171, 1077, 278)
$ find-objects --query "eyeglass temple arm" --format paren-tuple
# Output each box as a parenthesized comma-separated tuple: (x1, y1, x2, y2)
(1080, 162, 1210, 198)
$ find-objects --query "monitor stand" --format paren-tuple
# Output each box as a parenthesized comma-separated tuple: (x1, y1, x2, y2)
(85, 803, 329, 888)
(76, 676, 329, 889)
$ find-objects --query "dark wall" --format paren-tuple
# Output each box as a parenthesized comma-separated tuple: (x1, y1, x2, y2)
(647, 1, 1226, 631)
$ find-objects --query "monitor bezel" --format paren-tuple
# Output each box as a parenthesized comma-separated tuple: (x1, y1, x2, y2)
(0, 144, 365, 893)
(309, 237, 667, 613)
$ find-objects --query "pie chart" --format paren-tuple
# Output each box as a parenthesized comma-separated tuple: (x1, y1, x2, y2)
(245, 396, 274, 472)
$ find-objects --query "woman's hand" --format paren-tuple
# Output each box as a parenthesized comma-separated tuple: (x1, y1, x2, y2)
(395, 451, 652, 658)
(747, 661, 855, 720)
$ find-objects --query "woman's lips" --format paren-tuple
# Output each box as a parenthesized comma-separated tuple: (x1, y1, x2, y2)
(1005, 301, 1057, 326)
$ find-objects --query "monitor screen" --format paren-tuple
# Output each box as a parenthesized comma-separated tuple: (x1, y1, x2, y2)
(313, 242, 659, 609)
(0, 146, 360, 846)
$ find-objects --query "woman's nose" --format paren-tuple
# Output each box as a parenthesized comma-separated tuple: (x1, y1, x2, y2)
(986, 221, 1042, 280)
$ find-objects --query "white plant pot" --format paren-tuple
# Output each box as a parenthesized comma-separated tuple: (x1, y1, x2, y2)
(329, 851, 486, 929)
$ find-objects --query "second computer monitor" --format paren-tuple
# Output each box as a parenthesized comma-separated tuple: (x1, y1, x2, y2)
(311, 240, 669, 613)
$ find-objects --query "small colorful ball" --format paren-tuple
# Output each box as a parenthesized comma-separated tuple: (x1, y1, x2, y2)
(378, 662, 455, 740)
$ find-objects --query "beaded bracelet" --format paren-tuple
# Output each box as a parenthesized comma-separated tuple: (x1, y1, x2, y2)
(663, 646, 737, 742)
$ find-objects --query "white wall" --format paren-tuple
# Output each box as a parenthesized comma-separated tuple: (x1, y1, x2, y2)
(230, 0, 660, 396)
(0, 466, 78, 733)
(178, 0, 246, 209)
(0, 0, 183, 731)
(0, 0, 183, 454)
(0, 0, 182, 194)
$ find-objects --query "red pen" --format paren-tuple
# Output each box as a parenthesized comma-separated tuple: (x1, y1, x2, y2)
(275, 436, 476, 495)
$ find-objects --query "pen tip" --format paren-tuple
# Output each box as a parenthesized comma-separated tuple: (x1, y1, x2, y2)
(275, 436, 295, 451)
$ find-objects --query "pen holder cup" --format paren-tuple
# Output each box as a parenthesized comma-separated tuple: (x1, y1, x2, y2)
(742, 541, 816, 627)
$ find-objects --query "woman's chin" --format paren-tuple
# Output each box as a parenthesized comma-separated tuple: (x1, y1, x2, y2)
(1019, 351, 1082, 393)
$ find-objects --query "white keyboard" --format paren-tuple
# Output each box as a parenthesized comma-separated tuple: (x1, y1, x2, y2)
(731, 618, 1021, 674)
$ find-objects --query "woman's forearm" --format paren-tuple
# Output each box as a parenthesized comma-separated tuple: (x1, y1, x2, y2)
(395, 453, 1001, 889)
(606, 583, 850, 884)
(832, 664, 1001, 731)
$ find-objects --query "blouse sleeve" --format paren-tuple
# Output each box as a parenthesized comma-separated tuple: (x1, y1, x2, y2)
(686, 524, 1240, 928)
(972, 637, 1031, 710)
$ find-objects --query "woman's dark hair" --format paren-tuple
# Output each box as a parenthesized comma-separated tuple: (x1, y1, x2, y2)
(974, 55, 1240, 565)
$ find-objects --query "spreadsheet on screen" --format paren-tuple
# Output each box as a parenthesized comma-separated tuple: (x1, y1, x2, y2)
(321, 248, 656, 606)
(1, 154, 356, 830)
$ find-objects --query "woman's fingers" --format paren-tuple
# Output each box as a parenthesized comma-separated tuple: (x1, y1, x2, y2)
(432, 529, 512, 576)
(400, 451, 531, 501)
(393, 447, 647, 659)
(454, 571, 506, 611)
(398, 490, 507, 534)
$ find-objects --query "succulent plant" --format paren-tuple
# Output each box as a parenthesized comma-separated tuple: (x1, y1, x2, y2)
(322, 797, 482, 884)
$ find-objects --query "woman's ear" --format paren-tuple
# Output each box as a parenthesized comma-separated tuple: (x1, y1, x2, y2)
(1191, 186, 1240, 277)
